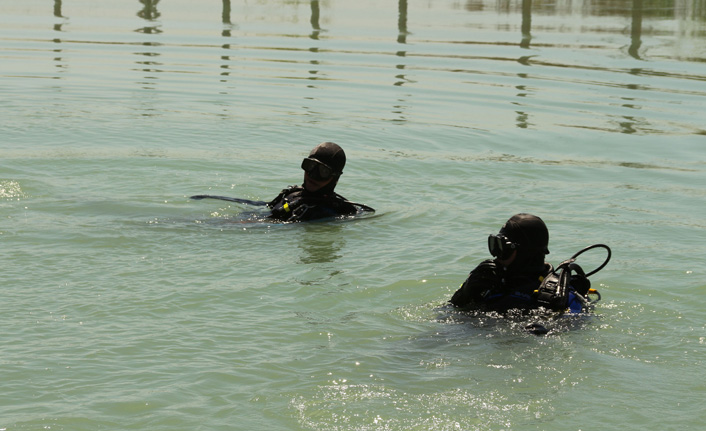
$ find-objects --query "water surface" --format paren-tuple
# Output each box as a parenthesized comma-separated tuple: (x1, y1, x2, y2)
(2, 1, 705, 430)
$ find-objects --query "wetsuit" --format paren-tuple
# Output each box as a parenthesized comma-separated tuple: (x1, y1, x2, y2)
(267, 185, 357, 222)
(451, 214, 603, 315)
(450, 259, 554, 312)
(451, 258, 596, 313)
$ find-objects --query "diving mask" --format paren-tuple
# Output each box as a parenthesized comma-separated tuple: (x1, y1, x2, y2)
(488, 234, 517, 260)
(301, 157, 338, 181)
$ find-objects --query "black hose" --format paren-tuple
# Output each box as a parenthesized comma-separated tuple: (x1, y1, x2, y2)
(570, 244, 612, 277)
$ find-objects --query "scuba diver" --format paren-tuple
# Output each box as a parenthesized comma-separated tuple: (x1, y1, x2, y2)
(450, 213, 609, 315)
(267, 142, 375, 222)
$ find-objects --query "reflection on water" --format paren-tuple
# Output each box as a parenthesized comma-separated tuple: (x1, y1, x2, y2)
(488, 0, 705, 19)
(136, 0, 161, 34)
(308, 1, 322, 84)
(2, 0, 705, 134)
(27, 1, 706, 49)
(53, 0, 64, 31)
(393, 1, 410, 126)
(221, 0, 235, 88)
(520, 0, 532, 49)
(310, 0, 321, 40)
(630, 0, 644, 59)
(222, 0, 232, 31)
(2, 3, 706, 431)
(298, 223, 346, 265)
(134, 1, 162, 93)
(397, 0, 408, 45)
(51, 1, 67, 76)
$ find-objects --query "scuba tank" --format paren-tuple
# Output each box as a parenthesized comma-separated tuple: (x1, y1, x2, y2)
(534, 244, 612, 314)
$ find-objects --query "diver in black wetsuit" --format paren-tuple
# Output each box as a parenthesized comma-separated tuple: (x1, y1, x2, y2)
(268, 142, 373, 222)
(450, 213, 554, 312)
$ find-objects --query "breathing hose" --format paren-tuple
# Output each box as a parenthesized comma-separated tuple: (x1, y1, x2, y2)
(569, 244, 612, 277)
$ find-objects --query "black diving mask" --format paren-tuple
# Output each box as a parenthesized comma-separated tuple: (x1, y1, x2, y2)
(488, 234, 517, 260)
(301, 157, 338, 181)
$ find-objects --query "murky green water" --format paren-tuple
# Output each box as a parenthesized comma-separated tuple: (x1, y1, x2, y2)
(2, 1, 705, 430)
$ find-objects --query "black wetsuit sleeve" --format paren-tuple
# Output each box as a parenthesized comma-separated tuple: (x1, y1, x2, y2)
(450, 259, 499, 308)
(331, 194, 357, 216)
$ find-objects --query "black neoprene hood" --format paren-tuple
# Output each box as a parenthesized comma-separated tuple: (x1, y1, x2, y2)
(500, 213, 550, 255)
(497, 213, 550, 275)
(309, 142, 346, 175)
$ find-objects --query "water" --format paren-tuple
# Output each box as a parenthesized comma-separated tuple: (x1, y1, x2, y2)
(2, 0, 705, 430)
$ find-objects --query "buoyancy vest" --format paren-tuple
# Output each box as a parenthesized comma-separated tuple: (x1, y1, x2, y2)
(450, 259, 554, 312)
(267, 185, 357, 222)
(450, 259, 600, 313)
(451, 244, 610, 314)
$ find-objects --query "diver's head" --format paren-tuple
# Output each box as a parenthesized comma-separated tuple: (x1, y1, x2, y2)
(301, 142, 346, 193)
(488, 213, 549, 271)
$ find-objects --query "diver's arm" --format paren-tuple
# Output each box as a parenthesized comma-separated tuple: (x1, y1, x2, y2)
(450, 260, 499, 307)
